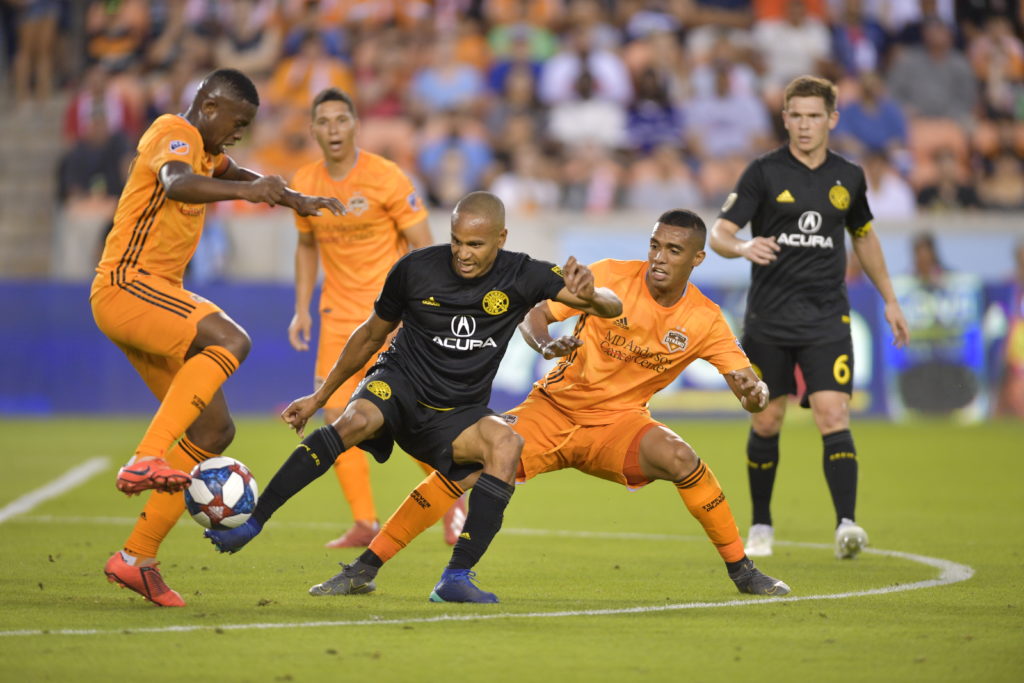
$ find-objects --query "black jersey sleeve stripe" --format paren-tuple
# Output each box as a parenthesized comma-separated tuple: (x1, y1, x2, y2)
(125, 282, 193, 316)
(116, 184, 164, 284)
(117, 282, 189, 318)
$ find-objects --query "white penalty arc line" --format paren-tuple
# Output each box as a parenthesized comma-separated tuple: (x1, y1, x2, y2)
(0, 529, 973, 638)
(0, 457, 110, 525)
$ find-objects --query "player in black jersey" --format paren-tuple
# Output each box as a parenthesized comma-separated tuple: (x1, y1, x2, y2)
(709, 75, 910, 561)
(205, 191, 622, 602)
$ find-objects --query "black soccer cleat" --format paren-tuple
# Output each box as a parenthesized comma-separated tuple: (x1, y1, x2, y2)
(729, 558, 791, 596)
(309, 560, 378, 596)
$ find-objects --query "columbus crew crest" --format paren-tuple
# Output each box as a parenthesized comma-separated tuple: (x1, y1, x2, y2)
(663, 329, 689, 352)
(366, 380, 391, 400)
(482, 290, 509, 315)
(829, 183, 850, 210)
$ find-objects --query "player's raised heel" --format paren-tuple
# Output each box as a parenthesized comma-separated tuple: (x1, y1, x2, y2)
(729, 558, 791, 597)
(204, 518, 263, 554)
(104, 552, 185, 607)
(429, 569, 499, 603)
(309, 560, 378, 596)
(324, 521, 380, 549)
(116, 457, 191, 496)
(443, 495, 468, 546)
(835, 519, 869, 559)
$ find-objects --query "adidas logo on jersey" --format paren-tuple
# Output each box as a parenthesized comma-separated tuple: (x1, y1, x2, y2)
(776, 190, 795, 203)
(421, 296, 440, 307)
(613, 317, 630, 329)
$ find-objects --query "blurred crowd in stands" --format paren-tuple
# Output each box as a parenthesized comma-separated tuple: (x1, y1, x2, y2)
(4, 0, 1024, 218)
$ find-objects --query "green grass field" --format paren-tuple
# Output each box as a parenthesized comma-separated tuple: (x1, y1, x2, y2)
(1, 416, 1021, 682)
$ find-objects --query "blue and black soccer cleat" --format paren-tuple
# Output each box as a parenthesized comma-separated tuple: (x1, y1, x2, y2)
(428, 569, 499, 603)
(204, 517, 263, 554)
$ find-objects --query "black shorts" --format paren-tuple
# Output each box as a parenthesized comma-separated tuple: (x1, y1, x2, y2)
(742, 334, 854, 404)
(350, 365, 491, 481)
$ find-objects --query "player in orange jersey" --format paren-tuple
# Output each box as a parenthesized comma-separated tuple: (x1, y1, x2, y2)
(308, 209, 791, 599)
(288, 87, 467, 549)
(92, 68, 343, 607)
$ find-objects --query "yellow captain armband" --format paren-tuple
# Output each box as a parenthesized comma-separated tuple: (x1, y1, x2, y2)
(848, 222, 873, 238)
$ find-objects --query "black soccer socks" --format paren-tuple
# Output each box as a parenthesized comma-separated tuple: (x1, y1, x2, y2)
(446, 473, 514, 571)
(822, 429, 858, 525)
(253, 426, 347, 525)
(747, 429, 780, 526)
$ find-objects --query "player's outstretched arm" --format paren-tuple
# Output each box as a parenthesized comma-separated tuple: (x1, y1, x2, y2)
(851, 229, 910, 347)
(553, 256, 622, 318)
(282, 312, 399, 436)
(518, 302, 583, 360)
(211, 158, 345, 216)
(710, 217, 780, 265)
(160, 160, 289, 206)
(725, 368, 770, 413)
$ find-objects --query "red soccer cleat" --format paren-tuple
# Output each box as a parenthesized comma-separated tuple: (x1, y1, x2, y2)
(324, 520, 380, 549)
(443, 494, 468, 546)
(104, 552, 186, 607)
(115, 457, 191, 496)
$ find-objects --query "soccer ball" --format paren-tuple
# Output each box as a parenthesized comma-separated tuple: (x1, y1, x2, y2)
(184, 456, 259, 530)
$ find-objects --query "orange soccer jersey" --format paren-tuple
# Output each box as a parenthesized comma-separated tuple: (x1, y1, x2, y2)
(95, 114, 226, 289)
(538, 259, 750, 423)
(291, 150, 428, 325)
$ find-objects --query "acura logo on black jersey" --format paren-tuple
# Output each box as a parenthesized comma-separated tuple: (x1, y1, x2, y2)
(434, 315, 497, 351)
(451, 315, 476, 338)
(798, 211, 822, 234)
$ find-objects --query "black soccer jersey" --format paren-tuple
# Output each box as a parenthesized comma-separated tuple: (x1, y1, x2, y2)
(719, 146, 873, 345)
(373, 245, 566, 408)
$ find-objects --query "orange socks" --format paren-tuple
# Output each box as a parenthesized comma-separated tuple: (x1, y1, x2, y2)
(123, 436, 217, 559)
(135, 346, 239, 459)
(368, 471, 464, 563)
(333, 449, 436, 524)
(674, 459, 745, 563)
(333, 447, 377, 523)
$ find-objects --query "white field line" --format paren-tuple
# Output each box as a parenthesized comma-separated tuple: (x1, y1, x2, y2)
(0, 457, 110, 525)
(0, 515, 974, 638)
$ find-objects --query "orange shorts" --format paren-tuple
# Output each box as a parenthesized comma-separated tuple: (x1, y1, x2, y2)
(90, 272, 221, 398)
(315, 318, 382, 412)
(505, 391, 664, 489)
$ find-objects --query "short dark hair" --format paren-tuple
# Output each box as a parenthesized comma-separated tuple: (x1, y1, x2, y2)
(783, 75, 837, 113)
(656, 209, 707, 247)
(203, 68, 260, 106)
(312, 87, 357, 119)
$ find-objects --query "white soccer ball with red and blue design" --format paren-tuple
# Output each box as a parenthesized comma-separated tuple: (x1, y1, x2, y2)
(184, 456, 259, 530)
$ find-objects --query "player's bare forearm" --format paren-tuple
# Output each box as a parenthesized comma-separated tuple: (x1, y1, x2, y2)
(313, 315, 397, 406)
(710, 218, 744, 259)
(518, 305, 555, 354)
(518, 303, 580, 358)
(852, 230, 911, 345)
(852, 230, 898, 304)
(293, 236, 318, 313)
(712, 218, 780, 265)
(161, 160, 288, 205)
(289, 236, 319, 351)
(578, 287, 622, 318)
